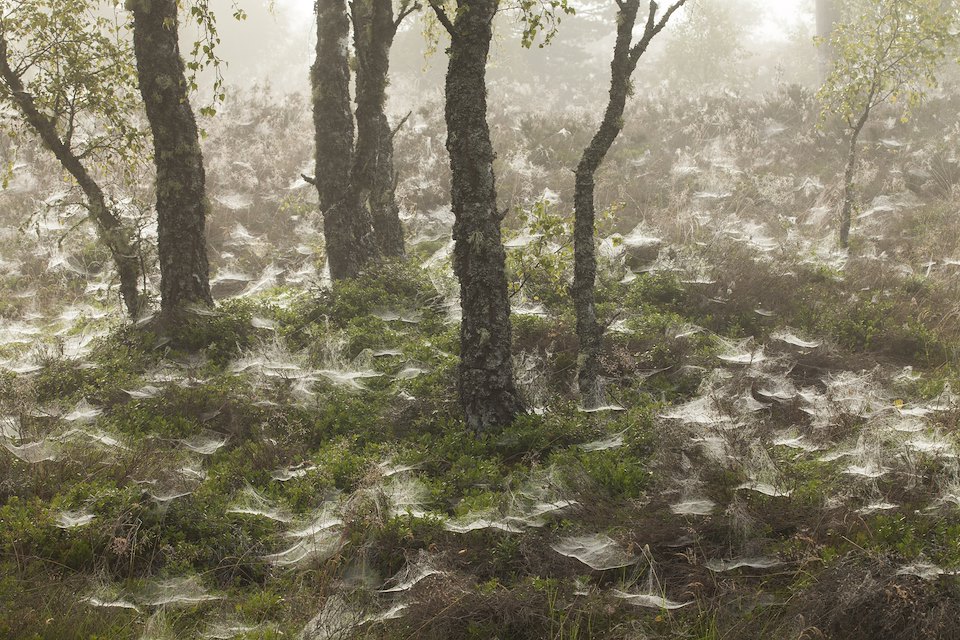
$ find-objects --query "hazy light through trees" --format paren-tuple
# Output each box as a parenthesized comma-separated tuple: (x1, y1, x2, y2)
(199, 0, 816, 97)
(8, 0, 960, 636)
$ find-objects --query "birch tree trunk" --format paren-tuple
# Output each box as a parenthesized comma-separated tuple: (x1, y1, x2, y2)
(840, 114, 868, 249)
(129, 0, 213, 317)
(314, 0, 376, 280)
(573, 0, 685, 405)
(444, 0, 524, 431)
(0, 34, 143, 317)
(351, 0, 405, 258)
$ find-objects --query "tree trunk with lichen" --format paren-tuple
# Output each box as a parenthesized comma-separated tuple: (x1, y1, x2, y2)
(314, 0, 376, 279)
(129, 0, 212, 317)
(574, 0, 642, 407)
(0, 33, 144, 318)
(444, 0, 524, 432)
(573, 0, 684, 405)
(371, 115, 404, 256)
(840, 112, 868, 250)
(351, 0, 405, 258)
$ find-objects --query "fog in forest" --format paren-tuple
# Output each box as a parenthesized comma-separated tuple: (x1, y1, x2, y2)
(3, 0, 960, 639)
(203, 0, 819, 102)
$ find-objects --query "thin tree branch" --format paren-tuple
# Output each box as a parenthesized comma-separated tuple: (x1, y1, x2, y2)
(642, 0, 658, 37)
(654, 0, 686, 33)
(390, 110, 413, 140)
(395, 0, 421, 28)
(428, 0, 456, 37)
(630, 0, 686, 61)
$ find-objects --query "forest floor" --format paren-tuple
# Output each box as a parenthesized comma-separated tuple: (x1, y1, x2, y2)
(2, 88, 960, 639)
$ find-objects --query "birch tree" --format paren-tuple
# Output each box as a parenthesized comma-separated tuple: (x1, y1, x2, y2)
(817, 0, 957, 249)
(427, 0, 571, 431)
(311, 0, 417, 280)
(572, 0, 685, 407)
(0, 0, 146, 317)
(127, 0, 216, 318)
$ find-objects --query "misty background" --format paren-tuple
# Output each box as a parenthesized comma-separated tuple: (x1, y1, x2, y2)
(7, 1, 960, 638)
(199, 0, 820, 112)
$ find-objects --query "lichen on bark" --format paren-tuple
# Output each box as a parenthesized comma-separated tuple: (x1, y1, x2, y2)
(313, 0, 376, 280)
(442, 0, 525, 432)
(130, 0, 213, 318)
(350, 0, 405, 258)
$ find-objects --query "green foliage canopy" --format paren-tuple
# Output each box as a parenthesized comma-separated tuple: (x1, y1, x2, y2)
(0, 0, 240, 181)
(817, 0, 959, 129)
(0, 0, 145, 177)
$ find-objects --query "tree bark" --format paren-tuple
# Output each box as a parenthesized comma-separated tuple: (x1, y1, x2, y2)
(314, 0, 376, 280)
(351, 0, 406, 258)
(573, 0, 683, 406)
(129, 0, 213, 317)
(0, 34, 143, 317)
(573, 0, 642, 407)
(443, 0, 524, 431)
(840, 112, 868, 250)
(371, 115, 405, 256)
